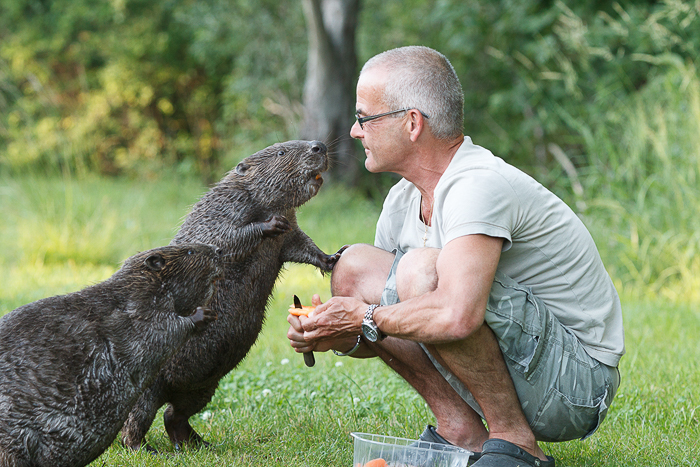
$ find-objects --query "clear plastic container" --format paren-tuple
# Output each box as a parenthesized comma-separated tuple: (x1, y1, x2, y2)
(351, 432, 473, 467)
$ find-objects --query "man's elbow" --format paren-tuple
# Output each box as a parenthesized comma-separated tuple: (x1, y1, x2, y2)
(444, 306, 484, 341)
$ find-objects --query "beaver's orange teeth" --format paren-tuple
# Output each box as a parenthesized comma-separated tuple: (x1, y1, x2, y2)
(315, 174, 322, 180)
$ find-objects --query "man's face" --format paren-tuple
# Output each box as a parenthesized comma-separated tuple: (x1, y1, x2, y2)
(350, 68, 409, 174)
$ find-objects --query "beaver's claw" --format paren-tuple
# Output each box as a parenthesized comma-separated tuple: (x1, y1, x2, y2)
(319, 245, 349, 271)
(189, 306, 217, 330)
(260, 215, 292, 238)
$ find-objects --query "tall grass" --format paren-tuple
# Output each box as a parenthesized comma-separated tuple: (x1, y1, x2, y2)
(550, 59, 700, 303)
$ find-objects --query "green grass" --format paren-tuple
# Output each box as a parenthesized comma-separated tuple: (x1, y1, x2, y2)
(1, 174, 699, 466)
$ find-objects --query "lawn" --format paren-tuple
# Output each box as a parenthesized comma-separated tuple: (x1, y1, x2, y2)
(1, 174, 698, 466)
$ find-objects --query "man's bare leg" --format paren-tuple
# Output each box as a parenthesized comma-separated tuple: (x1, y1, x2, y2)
(331, 245, 488, 452)
(370, 337, 489, 452)
(396, 248, 547, 461)
(333, 245, 548, 460)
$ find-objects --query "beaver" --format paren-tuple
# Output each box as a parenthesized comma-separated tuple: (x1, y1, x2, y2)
(121, 140, 341, 450)
(0, 244, 224, 467)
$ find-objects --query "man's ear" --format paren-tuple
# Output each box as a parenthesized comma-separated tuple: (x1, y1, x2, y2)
(407, 109, 426, 142)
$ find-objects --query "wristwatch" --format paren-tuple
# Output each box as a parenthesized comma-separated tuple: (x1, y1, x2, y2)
(361, 304, 385, 342)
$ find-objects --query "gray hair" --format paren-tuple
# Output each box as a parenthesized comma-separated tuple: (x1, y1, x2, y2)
(361, 46, 464, 140)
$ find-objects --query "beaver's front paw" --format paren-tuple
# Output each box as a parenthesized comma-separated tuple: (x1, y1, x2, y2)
(189, 306, 218, 331)
(260, 215, 292, 238)
(319, 245, 349, 272)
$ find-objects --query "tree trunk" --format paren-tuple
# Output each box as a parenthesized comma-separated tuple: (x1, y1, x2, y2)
(300, 0, 361, 185)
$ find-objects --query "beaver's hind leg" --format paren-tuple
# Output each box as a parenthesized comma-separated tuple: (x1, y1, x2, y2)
(163, 386, 217, 450)
(121, 383, 163, 452)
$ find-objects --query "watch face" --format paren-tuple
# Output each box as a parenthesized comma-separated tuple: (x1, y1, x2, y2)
(362, 322, 379, 342)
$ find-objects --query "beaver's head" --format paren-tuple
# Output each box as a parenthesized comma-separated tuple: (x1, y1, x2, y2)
(232, 140, 328, 209)
(120, 244, 224, 317)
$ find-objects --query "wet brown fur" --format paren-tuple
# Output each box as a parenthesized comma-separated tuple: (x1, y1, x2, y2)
(120, 140, 341, 450)
(0, 244, 223, 467)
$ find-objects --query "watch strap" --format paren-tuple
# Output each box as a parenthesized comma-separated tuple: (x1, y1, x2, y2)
(365, 303, 380, 321)
(363, 304, 385, 341)
(332, 335, 362, 357)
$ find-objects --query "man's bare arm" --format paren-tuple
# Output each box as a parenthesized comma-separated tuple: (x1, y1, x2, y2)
(301, 234, 503, 346)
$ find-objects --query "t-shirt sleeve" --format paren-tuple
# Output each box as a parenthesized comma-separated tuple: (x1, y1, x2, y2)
(439, 169, 518, 251)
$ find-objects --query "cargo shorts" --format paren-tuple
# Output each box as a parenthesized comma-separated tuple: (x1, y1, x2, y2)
(380, 248, 620, 442)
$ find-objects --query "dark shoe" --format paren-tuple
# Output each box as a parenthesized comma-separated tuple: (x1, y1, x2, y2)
(472, 439, 555, 467)
(417, 425, 482, 465)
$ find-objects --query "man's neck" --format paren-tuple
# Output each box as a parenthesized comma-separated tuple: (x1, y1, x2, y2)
(405, 135, 464, 202)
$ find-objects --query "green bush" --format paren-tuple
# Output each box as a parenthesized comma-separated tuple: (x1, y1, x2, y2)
(0, 0, 307, 178)
(423, 1, 700, 172)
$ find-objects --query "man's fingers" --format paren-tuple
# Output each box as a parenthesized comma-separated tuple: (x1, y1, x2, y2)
(287, 313, 304, 331)
(287, 323, 314, 353)
(289, 340, 314, 353)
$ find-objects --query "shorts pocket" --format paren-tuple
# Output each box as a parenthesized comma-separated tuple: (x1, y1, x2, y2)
(485, 274, 546, 380)
(530, 385, 609, 442)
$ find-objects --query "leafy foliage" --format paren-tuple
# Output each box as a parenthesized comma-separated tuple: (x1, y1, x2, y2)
(0, 0, 307, 178)
(2, 1, 700, 298)
(2, 0, 699, 179)
(411, 0, 700, 172)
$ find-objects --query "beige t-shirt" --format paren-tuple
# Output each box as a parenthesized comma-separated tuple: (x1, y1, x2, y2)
(375, 137, 624, 367)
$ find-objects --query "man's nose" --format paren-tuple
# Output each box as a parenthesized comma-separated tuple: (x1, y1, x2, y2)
(350, 119, 363, 139)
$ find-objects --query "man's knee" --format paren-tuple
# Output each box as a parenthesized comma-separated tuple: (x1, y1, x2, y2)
(330, 244, 369, 295)
(396, 247, 440, 300)
(330, 244, 394, 300)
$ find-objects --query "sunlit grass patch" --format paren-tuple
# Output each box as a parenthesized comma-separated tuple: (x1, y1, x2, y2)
(0, 261, 116, 315)
(0, 172, 206, 310)
(0, 172, 206, 265)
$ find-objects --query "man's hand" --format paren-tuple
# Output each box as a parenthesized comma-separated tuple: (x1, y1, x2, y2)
(286, 294, 361, 354)
(301, 295, 366, 340)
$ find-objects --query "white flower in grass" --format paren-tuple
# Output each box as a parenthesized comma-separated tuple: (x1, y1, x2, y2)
(281, 358, 290, 365)
(262, 389, 272, 397)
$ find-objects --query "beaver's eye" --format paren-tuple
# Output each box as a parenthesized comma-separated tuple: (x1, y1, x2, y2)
(187, 250, 194, 255)
(277, 150, 285, 156)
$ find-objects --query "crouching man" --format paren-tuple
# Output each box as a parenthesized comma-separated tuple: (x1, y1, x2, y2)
(288, 45, 623, 467)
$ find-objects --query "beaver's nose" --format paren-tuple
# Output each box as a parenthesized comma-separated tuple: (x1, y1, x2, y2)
(309, 141, 327, 154)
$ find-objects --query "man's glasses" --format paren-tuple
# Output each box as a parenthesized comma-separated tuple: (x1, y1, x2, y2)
(355, 108, 429, 130)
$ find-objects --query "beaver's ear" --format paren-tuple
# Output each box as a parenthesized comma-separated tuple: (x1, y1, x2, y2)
(144, 253, 166, 271)
(235, 161, 250, 175)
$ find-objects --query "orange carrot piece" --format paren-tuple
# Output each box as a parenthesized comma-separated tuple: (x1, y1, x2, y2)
(288, 305, 315, 316)
(363, 459, 388, 467)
